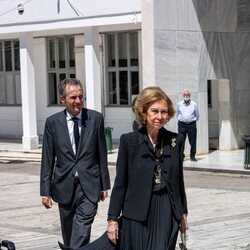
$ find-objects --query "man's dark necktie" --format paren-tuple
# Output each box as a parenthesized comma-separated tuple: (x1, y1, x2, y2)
(72, 117, 79, 153)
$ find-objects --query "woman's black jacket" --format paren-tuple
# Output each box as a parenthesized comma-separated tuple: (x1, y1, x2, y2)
(108, 127, 188, 222)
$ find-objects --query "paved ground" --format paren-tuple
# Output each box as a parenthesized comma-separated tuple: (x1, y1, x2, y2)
(1, 141, 250, 249)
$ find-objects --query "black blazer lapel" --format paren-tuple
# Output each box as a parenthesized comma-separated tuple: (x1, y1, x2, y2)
(76, 108, 89, 158)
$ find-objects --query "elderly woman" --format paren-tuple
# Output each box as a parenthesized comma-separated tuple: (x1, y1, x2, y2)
(107, 86, 189, 250)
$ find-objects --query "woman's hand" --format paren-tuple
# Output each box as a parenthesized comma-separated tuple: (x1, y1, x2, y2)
(180, 214, 189, 233)
(107, 220, 119, 245)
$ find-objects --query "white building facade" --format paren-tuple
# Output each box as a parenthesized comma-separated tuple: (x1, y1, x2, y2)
(0, 0, 250, 154)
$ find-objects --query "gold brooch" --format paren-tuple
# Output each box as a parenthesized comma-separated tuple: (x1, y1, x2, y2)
(171, 138, 176, 147)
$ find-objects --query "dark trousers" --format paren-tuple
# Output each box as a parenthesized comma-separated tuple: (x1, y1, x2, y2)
(58, 182, 98, 249)
(178, 121, 197, 157)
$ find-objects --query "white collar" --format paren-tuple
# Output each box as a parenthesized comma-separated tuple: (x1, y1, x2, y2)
(66, 110, 82, 121)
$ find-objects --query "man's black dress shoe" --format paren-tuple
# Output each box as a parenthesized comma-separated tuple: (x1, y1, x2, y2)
(190, 156, 197, 162)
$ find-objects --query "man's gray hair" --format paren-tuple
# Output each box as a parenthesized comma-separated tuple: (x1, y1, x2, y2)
(58, 78, 83, 97)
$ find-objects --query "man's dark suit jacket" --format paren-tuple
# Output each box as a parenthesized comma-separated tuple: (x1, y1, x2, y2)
(40, 108, 110, 204)
(108, 127, 187, 222)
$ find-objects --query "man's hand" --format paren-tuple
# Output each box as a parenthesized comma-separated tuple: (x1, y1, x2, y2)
(42, 196, 52, 209)
(107, 220, 119, 245)
(100, 191, 108, 201)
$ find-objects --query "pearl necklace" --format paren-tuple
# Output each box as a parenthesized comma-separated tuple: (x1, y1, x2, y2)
(148, 134, 158, 150)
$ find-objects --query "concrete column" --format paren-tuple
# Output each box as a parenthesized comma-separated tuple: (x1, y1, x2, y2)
(218, 79, 237, 150)
(20, 33, 39, 150)
(84, 27, 102, 112)
(197, 91, 209, 154)
(141, 0, 156, 87)
(75, 35, 86, 105)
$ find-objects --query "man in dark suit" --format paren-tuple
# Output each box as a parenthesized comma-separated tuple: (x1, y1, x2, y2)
(40, 78, 110, 249)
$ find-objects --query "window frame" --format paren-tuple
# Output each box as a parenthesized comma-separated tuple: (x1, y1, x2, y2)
(47, 36, 76, 106)
(104, 31, 140, 107)
(0, 40, 21, 106)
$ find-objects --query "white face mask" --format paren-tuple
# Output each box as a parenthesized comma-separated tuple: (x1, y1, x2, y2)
(184, 96, 190, 102)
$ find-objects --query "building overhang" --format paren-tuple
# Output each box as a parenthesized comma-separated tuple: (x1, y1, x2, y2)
(0, 12, 141, 39)
(0, 0, 141, 39)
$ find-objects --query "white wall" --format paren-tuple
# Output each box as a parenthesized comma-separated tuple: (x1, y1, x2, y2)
(104, 107, 135, 140)
(0, 107, 23, 137)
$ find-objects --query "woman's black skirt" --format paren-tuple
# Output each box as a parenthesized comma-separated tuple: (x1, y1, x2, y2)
(119, 190, 179, 250)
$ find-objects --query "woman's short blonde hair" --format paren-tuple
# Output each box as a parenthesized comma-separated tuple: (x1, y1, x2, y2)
(134, 86, 175, 126)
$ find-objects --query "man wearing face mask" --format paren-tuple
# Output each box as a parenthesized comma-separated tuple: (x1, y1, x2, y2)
(177, 89, 199, 161)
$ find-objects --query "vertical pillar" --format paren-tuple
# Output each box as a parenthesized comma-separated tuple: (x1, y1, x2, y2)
(141, 0, 156, 87)
(218, 79, 237, 150)
(84, 27, 102, 112)
(20, 33, 39, 150)
(75, 35, 86, 105)
(197, 91, 209, 154)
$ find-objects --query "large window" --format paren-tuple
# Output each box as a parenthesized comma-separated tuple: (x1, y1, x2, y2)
(105, 32, 139, 106)
(47, 36, 76, 105)
(0, 40, 21, 105)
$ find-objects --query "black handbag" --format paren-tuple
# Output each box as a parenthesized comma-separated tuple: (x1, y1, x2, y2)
(58, 231, 118, 250)
(0, 240, 16, 250)
(179, 233, 188, 250)
(58, 218, 122, 250)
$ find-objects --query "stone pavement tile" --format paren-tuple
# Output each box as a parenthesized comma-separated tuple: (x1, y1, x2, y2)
(186, 217, 250, 250)
(2, 232, 61, 250)
(184, 187, 250, 250)
(184, 149, 246, 173)
(0, 170, 61, 250)
(0, 151, 41, 163)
